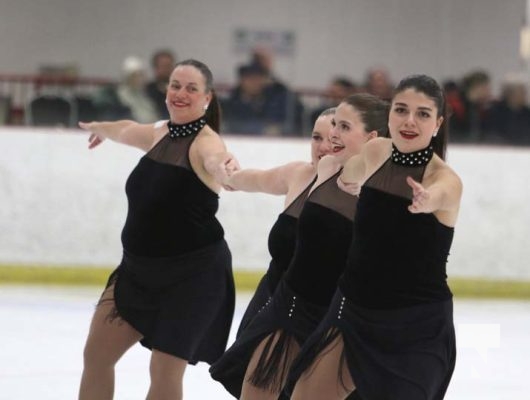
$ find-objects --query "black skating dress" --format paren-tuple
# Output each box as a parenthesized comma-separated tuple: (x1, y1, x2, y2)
(236, 175, 316, 338)
(210, 170, 357, 398)
(288, 145, 456, 400)
(101, 119, 235, 365)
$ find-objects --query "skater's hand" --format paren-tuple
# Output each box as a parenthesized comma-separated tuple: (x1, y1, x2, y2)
(407, 176, 430, 213)
(337, 176, 361, 196)
(79, 122, 106, 149)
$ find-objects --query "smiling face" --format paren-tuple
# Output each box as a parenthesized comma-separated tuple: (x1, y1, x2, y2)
(389, 88, 444, 153)
(310, 114, 334, 165)
(166, 65, 211, 123)
(329, 102, 375, 164)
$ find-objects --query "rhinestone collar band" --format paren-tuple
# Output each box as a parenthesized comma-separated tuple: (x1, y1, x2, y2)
(391, 143, 434, 167)
(167, 116, 206, 139)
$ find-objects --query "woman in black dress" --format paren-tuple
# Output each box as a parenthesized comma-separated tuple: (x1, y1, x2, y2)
(78, 59, 238, 400)
(288, 75, 463, 400)
(224, 108, 335, 337)
(210, 94, 389, 400)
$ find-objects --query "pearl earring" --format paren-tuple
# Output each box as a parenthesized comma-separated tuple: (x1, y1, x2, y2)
(204, 104, 209, 111)
(433, 131, 438, 137)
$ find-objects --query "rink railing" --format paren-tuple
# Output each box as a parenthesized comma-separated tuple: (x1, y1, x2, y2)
(1, 127, 529, 295)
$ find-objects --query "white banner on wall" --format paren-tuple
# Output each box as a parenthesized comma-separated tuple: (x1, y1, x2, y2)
(233, 28, 296, 56)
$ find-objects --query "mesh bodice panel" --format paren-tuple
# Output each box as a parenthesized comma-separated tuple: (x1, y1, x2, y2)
(282, 176, 317, 218)
(121, 133, 223, 257)
(364, 158, 425, 200)
(339, 158, 454, 309)
(305, 171, 357, 221)
(145, 133, 195, 169)
(285, 171, 358, 305)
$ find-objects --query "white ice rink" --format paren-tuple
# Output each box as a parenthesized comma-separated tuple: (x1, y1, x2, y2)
(1, 285, 529, 400)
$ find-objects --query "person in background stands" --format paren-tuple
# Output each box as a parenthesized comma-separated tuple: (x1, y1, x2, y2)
(250, 47, 305, 136)
(146, 49, 177, 120)
(483, 74, 530, 145)
(451, 69, 492, 142)
(310, 77, 357, 124)
(92, 56, 159, 123)
(363, 67, 394, 101)
(222, 63, 274, 135)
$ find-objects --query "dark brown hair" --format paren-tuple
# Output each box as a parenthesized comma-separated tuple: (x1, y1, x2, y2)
(342, 93, 390, 137)
(151, 49, 176, 68)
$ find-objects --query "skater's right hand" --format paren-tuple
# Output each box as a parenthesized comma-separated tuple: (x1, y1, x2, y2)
(79, 122, 106, 149)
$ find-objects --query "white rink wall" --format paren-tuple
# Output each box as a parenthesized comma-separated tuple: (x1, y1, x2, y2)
(1, 128, 528, 280)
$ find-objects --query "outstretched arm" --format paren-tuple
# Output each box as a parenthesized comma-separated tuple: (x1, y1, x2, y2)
(79, 120, 158, 152)
(338, 138, 390, 195)
(196, 132, 241, 187)
(222, 162, 305, 195)
(204, 150, 241, 187)
(340, 153, 367, 184)
(407, 170, 463, 214)
(310, 154, 357, 194)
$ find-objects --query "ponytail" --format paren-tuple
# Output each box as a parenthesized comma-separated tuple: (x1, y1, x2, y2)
(206, 90, 221, 133)
(430, 100, 448, 160)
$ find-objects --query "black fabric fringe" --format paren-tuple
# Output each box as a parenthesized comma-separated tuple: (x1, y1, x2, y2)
(285, 327, 368, 400)
(95, 269, 124, 325)
(285, 326, 344, 388)
(210, 280, 329, 398)
(248, 329, 299, 394)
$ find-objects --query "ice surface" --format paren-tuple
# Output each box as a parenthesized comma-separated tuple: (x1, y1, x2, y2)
(0, 286, 529, 399)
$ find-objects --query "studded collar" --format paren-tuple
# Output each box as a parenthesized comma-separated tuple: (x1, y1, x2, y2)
(167, 116, 206, 139)
(391, 143, 434, 167)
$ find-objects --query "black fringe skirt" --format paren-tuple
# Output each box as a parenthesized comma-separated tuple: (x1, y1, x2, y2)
(102, 239, 235, 365)
(209, 279, 328, 398)
(286, 290, 456, 400)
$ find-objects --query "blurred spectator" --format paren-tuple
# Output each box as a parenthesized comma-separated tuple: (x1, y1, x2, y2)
(222, 63, 274, 135)
(146, 49, 177, 120)
(250, 47, 283, 91)
(363, 67, 394, 100)
(92, 56, 158, 123)
(0, 96, 11, 125)
(450, 70, 492, 142)
(443, 80, 466, 123)
(310, 76, 357, 124)
(484, 75, 530, 145)
(249, 47, 304, 135)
